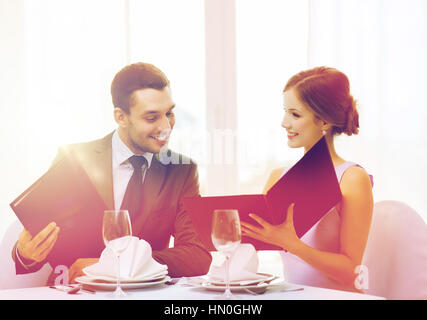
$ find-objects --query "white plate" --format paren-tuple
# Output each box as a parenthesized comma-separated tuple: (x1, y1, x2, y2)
(194, 281, 286, 293)
(206, 273, 276, 286)
(186, 274, 286, 292)
(75, 275, 170, 291)
(82, 271, 168, 284)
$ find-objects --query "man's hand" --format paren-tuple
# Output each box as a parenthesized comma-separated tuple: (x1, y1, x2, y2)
(68, 258, 99, 283)
(17, 222, 60, 263)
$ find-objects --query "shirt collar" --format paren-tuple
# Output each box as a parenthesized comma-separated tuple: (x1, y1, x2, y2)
(112, 129, 154, 168)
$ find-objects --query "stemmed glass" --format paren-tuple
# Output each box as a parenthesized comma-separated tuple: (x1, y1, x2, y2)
(211, 209, 242, 299)
(102, 210, 132, 298)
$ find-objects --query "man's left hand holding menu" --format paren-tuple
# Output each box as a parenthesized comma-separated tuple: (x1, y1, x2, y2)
(11, 62, 212, 284)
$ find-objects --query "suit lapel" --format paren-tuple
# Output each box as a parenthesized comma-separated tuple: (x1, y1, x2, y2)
(94, 136, 114, 210)
(132, 154, 167, 235)
(77, 132, 115, 210)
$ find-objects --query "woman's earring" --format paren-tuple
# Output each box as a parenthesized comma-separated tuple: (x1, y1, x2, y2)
(322, 129, 327, 136)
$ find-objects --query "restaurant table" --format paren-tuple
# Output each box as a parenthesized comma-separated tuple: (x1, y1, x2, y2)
(0, 280, 384, 300)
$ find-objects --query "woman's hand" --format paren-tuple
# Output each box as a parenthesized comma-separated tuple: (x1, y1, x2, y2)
(241, 203, 301, 252)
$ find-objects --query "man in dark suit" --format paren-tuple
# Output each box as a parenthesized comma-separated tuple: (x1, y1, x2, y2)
(12, 62, 212, 283)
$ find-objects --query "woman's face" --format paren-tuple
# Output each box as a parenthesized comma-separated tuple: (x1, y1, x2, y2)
(281, 88, 326, 152)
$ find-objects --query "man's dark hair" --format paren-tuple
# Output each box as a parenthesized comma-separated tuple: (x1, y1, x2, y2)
(111, 62, 170, 113)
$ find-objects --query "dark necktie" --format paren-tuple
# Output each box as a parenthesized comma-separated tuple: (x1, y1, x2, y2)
(120, 155, 148, 222)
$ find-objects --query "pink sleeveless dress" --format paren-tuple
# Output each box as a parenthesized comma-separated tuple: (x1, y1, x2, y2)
(280, 161, 373, 292)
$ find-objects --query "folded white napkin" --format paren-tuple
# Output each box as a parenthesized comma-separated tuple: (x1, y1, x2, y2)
(83, 236, 167, 282)
(208, 243, 266, 282)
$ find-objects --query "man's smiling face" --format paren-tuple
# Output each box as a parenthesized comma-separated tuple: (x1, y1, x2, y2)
(115, 87, 175, 155)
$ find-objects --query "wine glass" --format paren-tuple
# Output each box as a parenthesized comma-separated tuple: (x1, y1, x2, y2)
(102, 210, 132, 298)
(211, 209, 242, 299)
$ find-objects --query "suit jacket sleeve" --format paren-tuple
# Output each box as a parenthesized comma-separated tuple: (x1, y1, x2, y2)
(151, 163, 212, 277)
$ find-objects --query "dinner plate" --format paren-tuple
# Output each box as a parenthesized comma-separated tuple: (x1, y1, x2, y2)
(206, 273, 276, 286)
(75, 275, 171, 291)
(186, 274, 286, 292)
(201, 282, 269, 292)
(82, 270, 168, 284)
(192, 281, 286, 293)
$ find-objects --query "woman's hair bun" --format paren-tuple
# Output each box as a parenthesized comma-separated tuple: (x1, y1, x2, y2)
(333, 95, 359, 136)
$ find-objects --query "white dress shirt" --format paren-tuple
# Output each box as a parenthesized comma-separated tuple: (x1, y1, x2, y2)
(111, 130, 153, 211)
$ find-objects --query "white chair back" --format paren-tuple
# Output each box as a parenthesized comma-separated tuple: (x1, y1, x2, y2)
(0, 220, 52, 289)
(362, 200, 427, 299)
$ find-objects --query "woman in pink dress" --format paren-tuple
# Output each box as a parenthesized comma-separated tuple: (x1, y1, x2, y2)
(241, 66, 374, 292)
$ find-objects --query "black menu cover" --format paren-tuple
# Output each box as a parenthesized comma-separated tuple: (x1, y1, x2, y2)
(10, 153, 107, 267)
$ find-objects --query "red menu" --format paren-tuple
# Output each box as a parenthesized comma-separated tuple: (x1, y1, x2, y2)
(183, 137, 342, 251)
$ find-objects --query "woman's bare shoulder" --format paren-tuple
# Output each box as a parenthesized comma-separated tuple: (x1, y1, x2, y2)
(340, 165, 372, 195)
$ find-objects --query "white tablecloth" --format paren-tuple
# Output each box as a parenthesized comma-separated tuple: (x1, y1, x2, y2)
(0, 280, 384, 300)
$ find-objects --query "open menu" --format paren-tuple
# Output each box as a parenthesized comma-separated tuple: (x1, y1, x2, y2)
(182, 137, 342, 251)
(10, 153, 107, 267)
